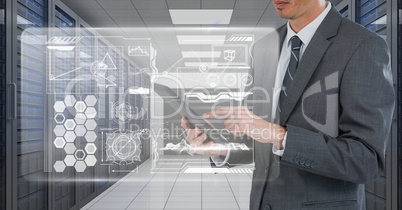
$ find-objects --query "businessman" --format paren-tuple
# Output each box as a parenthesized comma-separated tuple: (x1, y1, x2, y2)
(181, 0, 394, 209)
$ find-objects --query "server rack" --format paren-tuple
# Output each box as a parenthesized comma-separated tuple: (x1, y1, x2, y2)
(128, 64, 136, 134)
(52, 4, 77, 210)
(107, 48, 120, 178)
(141, 73, 151, 160)
(356, 0, 387, 39)
(50, 1, 151, 208)
(120, 59, 129, 173)
(124, 60, 139, 172)
(354, 0, 395, 209)
(76, 23, 96, 207)
(96, 38, 109, 191)
(126, 64, 147, 169)
(336, 0, 352, 19)
(16, 0, 48, 209)
(0, 0, 6, 209)
(396, 1, 402, 209)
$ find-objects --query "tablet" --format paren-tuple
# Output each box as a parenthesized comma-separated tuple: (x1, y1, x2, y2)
(153, 83, 228, 144)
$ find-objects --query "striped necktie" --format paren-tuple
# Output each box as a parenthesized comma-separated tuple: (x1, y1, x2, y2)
(279, 36, 303, 112)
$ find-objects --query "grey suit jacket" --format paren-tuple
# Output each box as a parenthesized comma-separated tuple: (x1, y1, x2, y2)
(221, 7, 394, 210)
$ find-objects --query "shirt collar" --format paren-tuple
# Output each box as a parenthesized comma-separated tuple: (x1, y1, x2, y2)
(286, 2, 332, 48)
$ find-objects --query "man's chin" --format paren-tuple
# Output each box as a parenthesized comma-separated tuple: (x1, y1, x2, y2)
(275, 10, 290, 19)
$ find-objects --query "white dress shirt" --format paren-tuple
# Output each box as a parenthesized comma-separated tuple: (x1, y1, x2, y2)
(272, 3, 332, 156)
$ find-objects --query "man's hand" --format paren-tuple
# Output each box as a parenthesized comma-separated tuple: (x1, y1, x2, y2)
(203, 106, 286, 149)
(181, 116, 228, 157)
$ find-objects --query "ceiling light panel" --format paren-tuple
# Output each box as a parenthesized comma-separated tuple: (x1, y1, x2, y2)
(169, 9, 233, 25)
(182, 51, 221, 58)
(177, 35, 226, 45)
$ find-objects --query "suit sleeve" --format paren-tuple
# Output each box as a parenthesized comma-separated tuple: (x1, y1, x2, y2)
(280, 36, 395, 184)
(210, 135, 254, 168)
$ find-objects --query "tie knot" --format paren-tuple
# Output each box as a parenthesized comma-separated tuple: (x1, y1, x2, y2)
(291, 36, 302, 50)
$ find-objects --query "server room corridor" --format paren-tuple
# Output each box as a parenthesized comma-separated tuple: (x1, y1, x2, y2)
(1, 0, 400, 210)
(81, 156, 252, 210)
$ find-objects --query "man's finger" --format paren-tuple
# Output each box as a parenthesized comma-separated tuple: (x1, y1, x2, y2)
(224, 120, 236, 131)
(203, 106, 252, 119)
(181, 116, 190, 129)
(186, 129, 198, 142)
(203, 107, 233, 119)
(195, 127, 203, 135)
(195, 133, 208, 145)
(223, 120, 245, 137)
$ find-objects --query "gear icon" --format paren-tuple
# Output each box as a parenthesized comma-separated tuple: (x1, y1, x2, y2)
(105, 131, 142, 165)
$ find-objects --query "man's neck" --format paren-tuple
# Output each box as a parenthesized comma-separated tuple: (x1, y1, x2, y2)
(289, 1, 328, 33)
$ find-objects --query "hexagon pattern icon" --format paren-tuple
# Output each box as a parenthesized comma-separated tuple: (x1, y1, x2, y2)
(53, 95, 98, 172)
(54, 125, 66, 137)
(75, 101, 87, 112)
(85, 131, 97, 142)
(74, 125, 87, 137)
(64, 119, 77, 130)
(84, 119, 97, 130)
(54, 113, 66, 124)
(54, 137, 66, 148)
(74, 113, 86, 124)
(74, 149, 86, 161)
(64, 143, 77, 155)
(85, 143, 97, 154)
(74, 161, 87, 172)
(64, 155, 77, 166)
(54, 161, 66, 172)
(53, 101, 66, 113)
(64, 95, 77, 107)
(85, 155, 97, 166)
(64, 131, 77, 142)
(84, 95, 97, 107)
(85, 107, 97, 119)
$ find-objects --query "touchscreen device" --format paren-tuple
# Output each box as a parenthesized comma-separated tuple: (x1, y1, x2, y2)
(153, 83, 228, 144)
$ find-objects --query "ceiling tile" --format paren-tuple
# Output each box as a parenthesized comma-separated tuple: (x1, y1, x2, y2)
(114, 18, 145, 27)
(229, 18, 261, 27)
(132, 0, 168, 10)
(201, 0, 236, 9)
(62, 0, 103, 10)
(73, 9, 110, 19)
(96, 0, 135, 10)
(232, 9, 266, 19)
(234, 0, 271, 10)
(88, 18, 118, 27)
(113, 17, 142, 23)
(167, 0, 201, 9)
(142, 18, 173, 27)
(106, 9, 140, 18)
(137, 9, 171, 18)
(121, 27, 150, 36)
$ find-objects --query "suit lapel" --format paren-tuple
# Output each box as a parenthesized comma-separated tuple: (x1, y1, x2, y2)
(279, 6, 343, 125)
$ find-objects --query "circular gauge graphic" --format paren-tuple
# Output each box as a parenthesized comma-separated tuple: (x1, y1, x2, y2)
(224, 74, 237, 87)
(90, 61, 108, 76)
(199, 64, 210, 73)
(241, 73, 253, 86)
(106, 131, 142, 165)
(206, 74, 220, 88)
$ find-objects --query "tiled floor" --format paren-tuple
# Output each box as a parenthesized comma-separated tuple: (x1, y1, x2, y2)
(81, 155, 252, 210)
